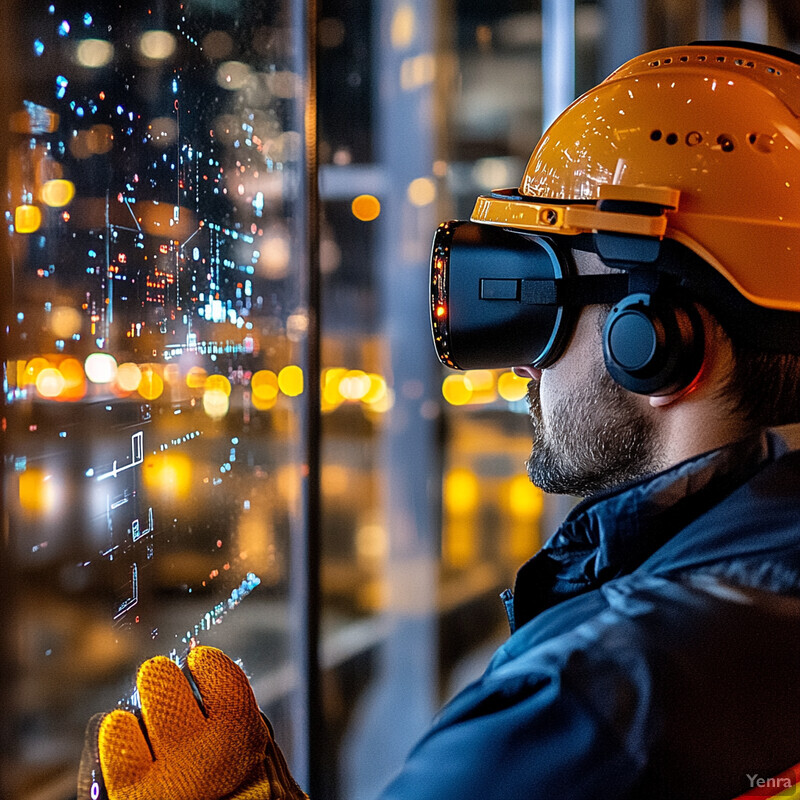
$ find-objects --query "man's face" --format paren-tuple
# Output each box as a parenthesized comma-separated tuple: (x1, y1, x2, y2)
(521, 251, 666, 497)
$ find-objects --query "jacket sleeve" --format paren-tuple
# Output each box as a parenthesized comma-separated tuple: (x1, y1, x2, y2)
(375, 633, 645, 800)
(378, 572, 800, 800)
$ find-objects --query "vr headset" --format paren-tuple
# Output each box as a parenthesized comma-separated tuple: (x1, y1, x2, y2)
(429, 209, 708, 396)
(430, 220, 643, 370)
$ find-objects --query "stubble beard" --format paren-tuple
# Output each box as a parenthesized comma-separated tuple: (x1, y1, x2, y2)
(525, 365, 665, 498)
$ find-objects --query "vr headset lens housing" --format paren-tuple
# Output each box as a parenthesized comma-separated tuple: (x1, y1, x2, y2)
(430, 221, 575, 370)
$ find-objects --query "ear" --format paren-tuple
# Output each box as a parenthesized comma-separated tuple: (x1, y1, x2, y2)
(647, 306, 726, 409)
(648, 385, 697, 408)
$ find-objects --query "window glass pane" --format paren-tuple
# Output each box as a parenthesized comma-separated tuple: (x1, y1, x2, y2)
(1, 1, 307, 795)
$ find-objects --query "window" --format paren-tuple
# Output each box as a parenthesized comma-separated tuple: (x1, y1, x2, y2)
(1, 2, 312, 794)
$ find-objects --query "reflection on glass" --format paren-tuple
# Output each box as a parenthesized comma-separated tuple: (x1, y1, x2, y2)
(2, 1, 305, 795)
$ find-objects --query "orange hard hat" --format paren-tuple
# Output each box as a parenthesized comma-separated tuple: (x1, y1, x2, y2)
(471, 41, 800, 315)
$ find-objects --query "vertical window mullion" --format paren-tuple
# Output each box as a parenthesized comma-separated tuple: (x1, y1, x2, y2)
(289, 0, 323, 793)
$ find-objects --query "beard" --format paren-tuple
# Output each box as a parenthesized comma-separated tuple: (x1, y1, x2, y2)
(526, 362, 665, 497)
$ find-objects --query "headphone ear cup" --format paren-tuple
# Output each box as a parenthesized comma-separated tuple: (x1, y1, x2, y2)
(602, 293, 704, 395)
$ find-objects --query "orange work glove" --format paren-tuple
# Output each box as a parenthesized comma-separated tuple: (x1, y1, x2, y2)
(77, 646, 308, 800)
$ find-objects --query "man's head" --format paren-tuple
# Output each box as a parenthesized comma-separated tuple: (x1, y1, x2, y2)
(430, 41, 800, 494)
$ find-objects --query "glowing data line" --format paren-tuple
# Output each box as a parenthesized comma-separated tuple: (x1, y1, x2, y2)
(96, 431, 144, 482)
(132, 507, 154, 542)
(122, 196, 142, 232)
(181, 225, 202, 248)
(113, 563, 139, 620)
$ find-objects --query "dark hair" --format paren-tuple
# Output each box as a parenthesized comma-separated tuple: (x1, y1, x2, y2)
(651, 240, 800, 427)
(721, 345, 800, 427)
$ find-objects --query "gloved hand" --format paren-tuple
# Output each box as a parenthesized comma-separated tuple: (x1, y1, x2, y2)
(77, 646, 308, 800)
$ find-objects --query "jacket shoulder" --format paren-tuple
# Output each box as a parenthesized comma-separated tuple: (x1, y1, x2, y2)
(381, 572, 800, 800)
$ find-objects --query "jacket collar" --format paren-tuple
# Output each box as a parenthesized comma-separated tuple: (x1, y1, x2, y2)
(511, 433, 773, 630)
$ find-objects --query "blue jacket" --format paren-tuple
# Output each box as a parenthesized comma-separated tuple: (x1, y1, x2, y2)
(379, 434, 800, 799)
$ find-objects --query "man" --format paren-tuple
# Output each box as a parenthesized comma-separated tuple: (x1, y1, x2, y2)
(80, 40, 800, 800)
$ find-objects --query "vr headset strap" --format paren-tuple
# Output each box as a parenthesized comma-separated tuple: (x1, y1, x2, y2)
(520, 274, 630, 306)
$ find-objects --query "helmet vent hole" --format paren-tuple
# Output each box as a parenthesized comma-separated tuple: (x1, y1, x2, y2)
(686, 131, 703, 146)
(717, 134, 735, 153)
(680, 55, 689, 62)
(666, 133, 678, 145)
(663, 57, 672, 64)
(748, 132, 775, 154)
(716, 55, 726, 62)
(697, 55, 707, 62)
(649, 60, 660, 67)
(650, 129, 662, 141)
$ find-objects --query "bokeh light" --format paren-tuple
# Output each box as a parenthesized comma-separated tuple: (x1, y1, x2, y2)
(205, 374, 232, 396)
(507, 475, 544, 521)
(251, 391, 278, 411)
(139, 30, 176, 60)
(138, 368, 164, 400)
(24, 357, 52, 386)
(278, 365, 304, 396)
(251, 370, 279, 401)
(186, 366, 208, 389)
(116, 362, 143, 392)
(87, 124, 114, 155)
(84, 352, 118, 384)
(40, 179, 75, 207)
(216, 61, 252, 90)
(268, 71, 300, 99)
(202, 30, 233, 60)
(50, 306, 82, 338)
(322, 367, 346, 410)
(319, 17, 346, 49)
(18, 468, 59, 515)
(15, 205, 42, 233)
(36, 367, 65, 398)
(362, 373, 388, 405)
(76, 38, 114, 68)
(59, 358, 87, 401)
(407, 177, 436, 207)
(442, 374, 473, 405)
(163, 363, 180, 385)
(339, 369, 371, 400)
(464, 369, 494, 392)
(356, 522, 388, 566)
(497, 370, 529, 402)
(143, 453, 192, 499)
(147, 117, 178, 147)
(351, 194, 381, 221)
(391, 4, 416, 49)
(444, 468, 480, 515)
(258, 224, 291, 279)
(203, 388, 230, 419)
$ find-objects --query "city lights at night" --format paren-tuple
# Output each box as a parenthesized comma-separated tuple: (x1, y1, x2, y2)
(3, 3, 322, 790)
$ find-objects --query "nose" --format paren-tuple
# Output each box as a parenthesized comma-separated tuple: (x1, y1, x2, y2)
(513, 365, 542, 381)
